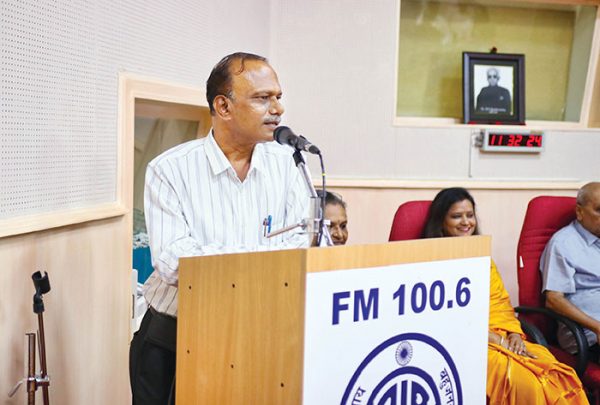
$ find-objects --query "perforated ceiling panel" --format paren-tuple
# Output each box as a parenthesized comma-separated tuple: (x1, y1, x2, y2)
(1, 0, 270, 220)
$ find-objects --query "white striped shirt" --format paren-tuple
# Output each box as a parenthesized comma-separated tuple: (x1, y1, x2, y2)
(143, 132, 310, 316)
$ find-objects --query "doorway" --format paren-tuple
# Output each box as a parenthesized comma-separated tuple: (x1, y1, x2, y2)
(118, 73, 211, 333)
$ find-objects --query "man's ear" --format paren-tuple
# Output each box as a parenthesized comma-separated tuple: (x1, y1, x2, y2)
(575, 204, 583, 222)
(214, 95, 230, 118)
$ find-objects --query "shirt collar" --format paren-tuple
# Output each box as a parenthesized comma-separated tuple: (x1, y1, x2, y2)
(205, 131, 268, 178)
(574, 220, 600, 247)
(249, 143, 267, 176)
(205, 131, 230, 176)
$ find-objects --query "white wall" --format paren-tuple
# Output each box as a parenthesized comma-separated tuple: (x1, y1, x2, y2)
(270, 0, 600, 181)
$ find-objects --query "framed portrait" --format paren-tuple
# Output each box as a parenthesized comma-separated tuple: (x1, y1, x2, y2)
(463, 52, 525, 125)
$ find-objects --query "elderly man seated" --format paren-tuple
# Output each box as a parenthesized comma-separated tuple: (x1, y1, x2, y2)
(540, 182, 600, 354)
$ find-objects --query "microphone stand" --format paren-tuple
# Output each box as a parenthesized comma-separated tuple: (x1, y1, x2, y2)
(9, 271, 51, 404)
(267, 149, 333, 246)
(292, 150, 333, 247)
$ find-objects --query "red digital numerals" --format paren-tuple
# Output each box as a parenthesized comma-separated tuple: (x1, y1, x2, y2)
(488, 134, 542, 148)
(525, 135, 543, 147)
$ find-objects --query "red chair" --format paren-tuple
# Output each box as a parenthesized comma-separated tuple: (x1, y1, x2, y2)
(515, 195, 600, 403)
(388, 200, 431, 241)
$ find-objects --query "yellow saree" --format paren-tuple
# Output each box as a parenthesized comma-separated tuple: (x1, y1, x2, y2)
(487, 261, 588, 404)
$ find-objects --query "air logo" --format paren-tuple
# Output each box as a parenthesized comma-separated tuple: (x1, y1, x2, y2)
(374, 379, 433, 404)
(342, 333, 462, 405)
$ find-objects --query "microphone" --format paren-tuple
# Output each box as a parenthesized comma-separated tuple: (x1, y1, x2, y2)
(273, 126, 321, 155)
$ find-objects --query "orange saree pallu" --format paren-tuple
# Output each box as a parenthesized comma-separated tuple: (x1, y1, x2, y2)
(487, 261, 588, 404)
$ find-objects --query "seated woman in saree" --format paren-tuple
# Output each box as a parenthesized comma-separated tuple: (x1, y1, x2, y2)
(423, 187, 588, 405)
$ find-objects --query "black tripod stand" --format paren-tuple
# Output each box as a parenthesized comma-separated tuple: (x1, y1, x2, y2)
(9, 271, 51, 404)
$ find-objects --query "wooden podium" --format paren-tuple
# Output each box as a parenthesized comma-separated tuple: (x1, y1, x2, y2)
(176, 236, 491, 404)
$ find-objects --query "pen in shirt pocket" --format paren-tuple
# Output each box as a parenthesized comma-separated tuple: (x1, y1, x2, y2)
(263, 215, 273, 237)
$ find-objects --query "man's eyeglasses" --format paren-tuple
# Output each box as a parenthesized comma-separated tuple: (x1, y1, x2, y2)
(488, 75, 498, 79)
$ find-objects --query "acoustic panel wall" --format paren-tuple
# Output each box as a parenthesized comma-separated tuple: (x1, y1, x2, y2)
(0, 0, 270, 220)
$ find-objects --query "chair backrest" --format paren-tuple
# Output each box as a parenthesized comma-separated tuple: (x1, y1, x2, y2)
(516, 196, 576, 335)
(389, 200, 432, 241)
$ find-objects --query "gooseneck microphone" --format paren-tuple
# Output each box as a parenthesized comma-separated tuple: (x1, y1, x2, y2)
(273, 126, 321, 155)
(268, 125, 333, 246)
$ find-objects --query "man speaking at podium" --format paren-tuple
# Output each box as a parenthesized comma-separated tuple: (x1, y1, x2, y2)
(129, 52, 310, 405)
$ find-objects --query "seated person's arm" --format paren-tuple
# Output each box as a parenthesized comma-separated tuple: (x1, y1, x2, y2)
(488, 263, 536, 357)
(545, 290, 600, 340)
(540, 238, 600, 339)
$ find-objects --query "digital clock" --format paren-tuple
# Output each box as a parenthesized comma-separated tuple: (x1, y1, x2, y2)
(481, 130, 544, 153)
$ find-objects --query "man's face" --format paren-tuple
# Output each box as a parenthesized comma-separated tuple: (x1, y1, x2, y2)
(487, 69, 499, 87)
(227, 60, 284, 145)
(576, 187, 600, 238)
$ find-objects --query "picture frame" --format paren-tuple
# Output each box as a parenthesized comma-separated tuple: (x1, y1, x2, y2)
(463, 52, 525, 125)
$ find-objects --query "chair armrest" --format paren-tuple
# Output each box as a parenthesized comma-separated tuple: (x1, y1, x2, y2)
(518, 318, 548, 347)
(515, 305, 590, 377)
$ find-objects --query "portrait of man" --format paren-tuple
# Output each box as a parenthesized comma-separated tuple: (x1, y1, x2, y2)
(463, 52, 524, 124)
(474, 66, 513, 115)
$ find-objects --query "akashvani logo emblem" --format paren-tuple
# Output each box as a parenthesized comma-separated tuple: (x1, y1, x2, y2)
(342, 333, 462, 405)
(395, 341, 413, 367)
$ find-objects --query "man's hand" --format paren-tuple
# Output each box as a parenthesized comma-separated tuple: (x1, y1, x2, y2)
(546, 290, 600, 343)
